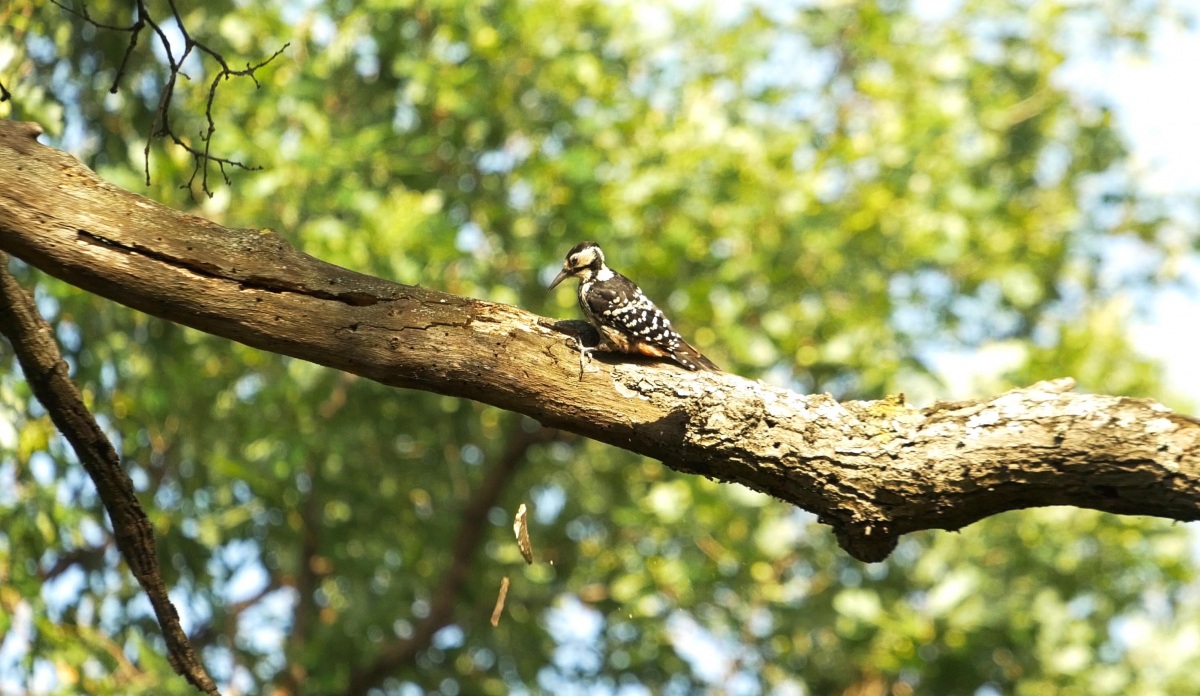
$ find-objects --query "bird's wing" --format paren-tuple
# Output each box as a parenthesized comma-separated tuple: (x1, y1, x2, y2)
(585, 277, 719, 371)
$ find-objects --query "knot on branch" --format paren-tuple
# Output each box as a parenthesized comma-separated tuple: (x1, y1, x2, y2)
(834, 521, 899, 563)
(16, 120, 43, 139)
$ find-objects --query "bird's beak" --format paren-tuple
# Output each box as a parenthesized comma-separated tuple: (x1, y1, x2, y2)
(548, 268, 571, 290)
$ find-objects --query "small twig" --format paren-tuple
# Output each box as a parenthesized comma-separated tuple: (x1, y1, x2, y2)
(490, 577, 511, 627)
(50, 0, 133, 30)
(50, 0, 146, 92)
(143, 65, 176, 187)
(188, 577, 287, 651)
(40, 544, 110, 581)
(111, 11, 146, 93)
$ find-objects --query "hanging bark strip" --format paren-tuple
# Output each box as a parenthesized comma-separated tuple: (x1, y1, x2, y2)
(491, 577, 511, 627)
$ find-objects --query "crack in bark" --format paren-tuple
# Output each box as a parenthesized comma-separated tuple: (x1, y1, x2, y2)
(392, 320, 473, 332)
(76, 227, 383, 307)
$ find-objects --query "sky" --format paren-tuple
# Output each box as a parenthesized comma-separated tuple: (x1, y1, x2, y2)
(1091, 22, 1200, 198)
(1096, 21, 1200, 406)
(930, 13, 1200, 407)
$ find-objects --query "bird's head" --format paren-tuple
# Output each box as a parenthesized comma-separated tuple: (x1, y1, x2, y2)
(548, 241, 606, 289)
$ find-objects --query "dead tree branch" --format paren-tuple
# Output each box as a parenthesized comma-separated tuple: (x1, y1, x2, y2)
(0, 247, 219, 695)
(2, 118, 1199, 566)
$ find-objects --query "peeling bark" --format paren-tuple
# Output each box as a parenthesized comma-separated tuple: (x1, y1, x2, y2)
(3, 118, 1199, 562)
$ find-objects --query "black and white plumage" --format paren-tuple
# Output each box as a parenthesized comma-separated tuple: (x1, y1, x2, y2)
(548, 241, 719, 372)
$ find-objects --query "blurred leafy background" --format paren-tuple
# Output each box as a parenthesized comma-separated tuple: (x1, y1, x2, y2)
(2, 0, 1200, 694)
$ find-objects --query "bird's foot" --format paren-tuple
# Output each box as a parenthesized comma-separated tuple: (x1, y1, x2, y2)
(578, 343, 600, 381)
(577, 343, 597, 381)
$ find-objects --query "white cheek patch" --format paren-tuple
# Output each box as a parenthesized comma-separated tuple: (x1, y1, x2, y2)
(595, 268, 614, 281)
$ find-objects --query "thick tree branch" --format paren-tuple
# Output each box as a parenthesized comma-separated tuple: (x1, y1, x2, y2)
(2, 118, 1200, 564)
(0, 248, 219, 695)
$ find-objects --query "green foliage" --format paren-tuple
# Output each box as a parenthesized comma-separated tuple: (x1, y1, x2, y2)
(2, 0, 1197, 694)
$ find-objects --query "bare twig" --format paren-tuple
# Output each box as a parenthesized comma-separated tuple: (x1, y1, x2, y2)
(278, 464, 322, 696)
(188, 577, 288, 651)
(490, 577, 511, 627)
(49, 0, 145, 93)
(0, 252, 220, 696)
(50, 0, 288, 195)
(51, 0, 140, 32)
(40, 544, 110, 581)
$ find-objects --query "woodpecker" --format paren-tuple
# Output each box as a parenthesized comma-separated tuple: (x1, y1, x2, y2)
(548, 241, 719, 372)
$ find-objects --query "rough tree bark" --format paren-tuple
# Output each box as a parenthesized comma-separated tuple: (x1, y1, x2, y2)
(2, 118, 1199, 563)
(0, 249, 219, 695)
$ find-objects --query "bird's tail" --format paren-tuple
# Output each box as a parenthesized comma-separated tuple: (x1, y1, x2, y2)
(670, 341, 720, 372)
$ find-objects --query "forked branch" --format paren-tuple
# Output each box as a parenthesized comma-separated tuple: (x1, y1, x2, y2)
(48, 0, 288, 195)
